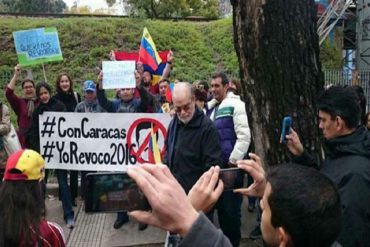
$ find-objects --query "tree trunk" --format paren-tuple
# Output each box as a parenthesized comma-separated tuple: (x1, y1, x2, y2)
(232, 0, 324, 165)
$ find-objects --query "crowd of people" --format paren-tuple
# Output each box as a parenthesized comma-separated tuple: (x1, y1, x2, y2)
(0, 57, 369, 247)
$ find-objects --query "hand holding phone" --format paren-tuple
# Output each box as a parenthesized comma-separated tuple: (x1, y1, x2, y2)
(219, 167, 245, 191)
(280, 116, 292, 144)
(234, 153, 266, 198)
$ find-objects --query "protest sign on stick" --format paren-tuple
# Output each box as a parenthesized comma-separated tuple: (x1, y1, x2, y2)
(102, 61, 136, 89)
(13, 27, 63, 67)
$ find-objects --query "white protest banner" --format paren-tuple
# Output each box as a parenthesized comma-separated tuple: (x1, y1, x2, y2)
(102, 61, 136, 89)
(39, 112, 171, 171)
(13, 27, 63, 66)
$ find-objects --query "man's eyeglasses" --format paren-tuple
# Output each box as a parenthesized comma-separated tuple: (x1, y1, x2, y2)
(174, 102, 192, 113)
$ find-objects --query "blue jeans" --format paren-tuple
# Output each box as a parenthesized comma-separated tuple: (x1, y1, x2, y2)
(56, 169, 74, 221)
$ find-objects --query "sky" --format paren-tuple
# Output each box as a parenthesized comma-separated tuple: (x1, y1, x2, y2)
(63, 0, 125, 15)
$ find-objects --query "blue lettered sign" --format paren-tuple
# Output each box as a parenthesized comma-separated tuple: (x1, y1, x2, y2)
(13, 27, 63, 66)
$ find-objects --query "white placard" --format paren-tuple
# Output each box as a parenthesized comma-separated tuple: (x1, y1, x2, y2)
(102, 61, 136, 89)
(39, 112, 171, 171)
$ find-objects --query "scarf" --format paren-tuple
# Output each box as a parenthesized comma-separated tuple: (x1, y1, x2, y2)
(84, 100, 98, 112)
(25, 97, 37, 117)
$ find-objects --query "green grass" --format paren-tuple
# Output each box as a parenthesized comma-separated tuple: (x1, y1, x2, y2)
(0, 16, 239, 87)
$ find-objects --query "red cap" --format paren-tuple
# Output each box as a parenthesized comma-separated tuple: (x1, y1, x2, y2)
(4, 149, 45, 181)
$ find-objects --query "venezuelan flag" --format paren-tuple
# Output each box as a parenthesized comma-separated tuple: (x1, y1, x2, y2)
(149, 124, 161, 164)
(139, 27, 162, 71)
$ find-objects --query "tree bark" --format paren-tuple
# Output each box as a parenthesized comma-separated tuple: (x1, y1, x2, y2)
(232, 0, 324, 165)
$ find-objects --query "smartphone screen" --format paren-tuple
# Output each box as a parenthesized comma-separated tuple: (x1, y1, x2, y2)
(281, 116, 292, 144)
(219, 168, 245, 191)
(85, 172, 150, 213)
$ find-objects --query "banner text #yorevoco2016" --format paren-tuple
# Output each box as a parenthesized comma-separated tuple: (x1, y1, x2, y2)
(39, 112, 171, 171)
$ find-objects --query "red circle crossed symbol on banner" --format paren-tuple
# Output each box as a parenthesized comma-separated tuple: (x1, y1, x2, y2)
(126, 118, 167, 164)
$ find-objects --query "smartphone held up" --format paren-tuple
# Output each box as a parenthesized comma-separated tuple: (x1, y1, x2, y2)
(280, 116, 292, 144)
(219, 167, 245, 191)
(85, 172, 150, 213)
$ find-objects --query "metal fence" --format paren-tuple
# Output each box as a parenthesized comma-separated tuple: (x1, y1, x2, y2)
(324, 69, 370, 112)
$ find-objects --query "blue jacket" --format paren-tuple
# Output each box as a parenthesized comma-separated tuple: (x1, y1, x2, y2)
(97, 87, 148, 113)
(207, 92, 250, 165)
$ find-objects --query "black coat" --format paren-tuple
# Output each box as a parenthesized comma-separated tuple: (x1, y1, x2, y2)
(26, 98, 66, 153)
(294, 126, 370, 247)
(165, 106, 223, 193)
(53, 91, 80, 112)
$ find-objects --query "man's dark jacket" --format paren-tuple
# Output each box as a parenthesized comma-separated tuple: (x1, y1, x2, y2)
(294, 126, 370, 247)
(165, 106, 222, 193)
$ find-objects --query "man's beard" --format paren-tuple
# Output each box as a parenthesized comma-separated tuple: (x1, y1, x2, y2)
(143, 80, 150, 87)
(178, 116, 191, 124)
(178, 111, 195, 125)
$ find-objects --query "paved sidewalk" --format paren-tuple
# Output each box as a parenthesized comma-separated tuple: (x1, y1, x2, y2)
(45, 184, 262, 247)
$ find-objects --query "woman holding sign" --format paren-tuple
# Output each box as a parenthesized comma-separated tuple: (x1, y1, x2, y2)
(53, 73, 81, 207)
(5, 64, 39, 148)
(27, 82, 75, 229)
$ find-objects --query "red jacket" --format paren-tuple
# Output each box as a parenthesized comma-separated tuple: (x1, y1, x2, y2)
(20, 220, 65, 247)
(5, 87, 39, 148)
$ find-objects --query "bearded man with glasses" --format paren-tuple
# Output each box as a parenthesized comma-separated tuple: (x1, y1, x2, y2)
(164, 82, 222, 246)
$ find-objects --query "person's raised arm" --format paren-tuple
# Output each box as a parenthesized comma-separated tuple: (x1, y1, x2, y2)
(6, 65, 23, 114)
(160, 50, 173, 81)
(96, 71, 115, 112)
(285, 128, 304, 156)
(109, 50, 116, 61)
(137, 84, 149, 112)
(7, 64, 21, 90)
(285, 128, 320, 168)
(97, 71, 104, 90)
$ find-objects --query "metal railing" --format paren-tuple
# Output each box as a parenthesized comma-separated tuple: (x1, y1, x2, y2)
(324, 69, 370, 111)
